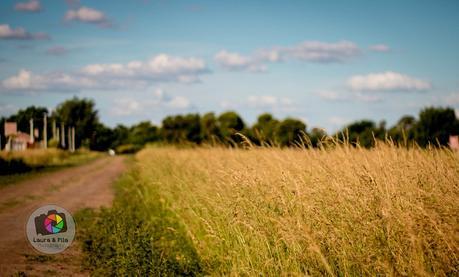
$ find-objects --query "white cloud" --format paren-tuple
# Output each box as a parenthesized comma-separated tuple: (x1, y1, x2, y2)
(15, 0, 41, 12)
(369, 44, 390, 52)
(65, 6, 111, 27)
(1, 69, 99, 92)
(81, 54, 208, 83)
(111, 98, 142, 116)
(215, 40, 361, 72)
(0, 24, 49, 40)
(110, 90, 191, 116)
(348, 71, 431, 92)
(247, 95, 293, 110)
(214, 51, 266, 72)
(1, 54, 209, 93)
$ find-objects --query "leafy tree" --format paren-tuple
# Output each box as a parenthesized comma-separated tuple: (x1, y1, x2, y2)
(342, 120, 376, 148)
(413, 107, 459, 147)
(217, 111, 245, 144)
(275, 118, 306, 147)
(252, 113, 279, 145)
(89, 123, 115, 151)
(128, 121, 160, 146)
(200, 112, 221, 143)
(161, 114, 201, 144)
(309, 127, 327, 147)
(388, 115, 417, 144)
(111, 124, 130, 148)
(53, 97, 99, 149)
(7, 106, 49, 140)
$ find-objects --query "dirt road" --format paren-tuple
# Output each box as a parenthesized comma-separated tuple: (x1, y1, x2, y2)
(0, 156, 126, 276)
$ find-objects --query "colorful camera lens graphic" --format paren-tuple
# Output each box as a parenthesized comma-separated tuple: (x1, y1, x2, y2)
(34, 210, 67, 236)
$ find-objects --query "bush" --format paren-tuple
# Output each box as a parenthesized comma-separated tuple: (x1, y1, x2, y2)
(115, 144, 142, 154)
(0, 157, 31, 175)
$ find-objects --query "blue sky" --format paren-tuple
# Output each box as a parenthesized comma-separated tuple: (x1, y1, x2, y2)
(1, 0, 458, 131)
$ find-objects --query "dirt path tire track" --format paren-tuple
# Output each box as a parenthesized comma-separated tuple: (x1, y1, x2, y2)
(0, 156, 126, 276)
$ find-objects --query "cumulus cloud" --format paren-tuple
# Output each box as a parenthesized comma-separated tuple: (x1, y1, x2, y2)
(15, 0, 41, 12)
(65, 6, 112, 27)
(1, 54, 209, 93)
(247, 95, 293, 109)
(215, 41, 361, 72)
(46, 46, 68, 56)
(81, 54, 208, 83)
(1, 69, 99, 92)
(369, 44, 390, 52)
(0, 24, 49, 40)
(214, 51, 266, 72)
(110, 89, 191, 116)
(348, 71, 431, 92)
(318, 90, 382, 103)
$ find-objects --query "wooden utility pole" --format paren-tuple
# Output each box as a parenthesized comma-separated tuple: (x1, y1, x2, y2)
(71, 127, 75, 152)
(68, 127, 71, 152)
(43, 113, 47, 149)
(52, 120, 56, 140)
(29, 119, 34, 143)
(61, 123, 66, 148)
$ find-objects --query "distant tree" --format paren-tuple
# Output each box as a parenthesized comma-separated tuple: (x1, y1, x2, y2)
(217, 111, 245, 144)
(275, 118, 306, 147)
(309, 127, 327, 147)
(251, 113, 279, 145)
(161, 114, 201, 144)
(413, 107, 459, 147)
(7, 106, 49, 140)
(110, 124, 130, 148)
(342, 120, 376, 148)
(388, 115, 417, 144)
(200, 112, 221, 143)
(89, 123, 115, 151)
(128, 121, 159, 146)
(53, 97, 99, 149)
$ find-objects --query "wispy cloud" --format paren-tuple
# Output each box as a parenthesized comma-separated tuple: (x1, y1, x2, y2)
(15, 0, 41, 12)
(215, 41, 362, 72)
(110, 89, 191, 116)
(0, 24, 49, 40)
(348, 71, 431, 92)
(65, 6, 113, 28)
(369, 44, 390, 52)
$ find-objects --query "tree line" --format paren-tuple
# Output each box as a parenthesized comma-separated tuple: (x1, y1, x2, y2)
(1, 97, 458, 152)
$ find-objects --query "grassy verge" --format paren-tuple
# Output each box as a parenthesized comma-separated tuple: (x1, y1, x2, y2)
(0, 149, 101, 186)
(75, 164, 203, 276)
(77, 145, 458, 275)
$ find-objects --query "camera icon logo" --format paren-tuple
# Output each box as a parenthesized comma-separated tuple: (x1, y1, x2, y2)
(34, 209, 67, 236)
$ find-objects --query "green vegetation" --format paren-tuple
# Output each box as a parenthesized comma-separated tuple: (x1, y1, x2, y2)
(76, 168, 202, 276)
(2, 97, 458, 154)
(0, 149, 100, 185)
(78, 144, 458, 275)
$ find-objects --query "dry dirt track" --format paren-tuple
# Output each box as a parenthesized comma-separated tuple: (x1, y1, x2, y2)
(0, 156, 126, 276)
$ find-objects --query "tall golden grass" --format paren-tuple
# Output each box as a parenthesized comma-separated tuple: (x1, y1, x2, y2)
(135, 143, 458, 275)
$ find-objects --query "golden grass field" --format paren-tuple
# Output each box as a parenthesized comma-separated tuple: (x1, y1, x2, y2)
(132, 144, 459, 275)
